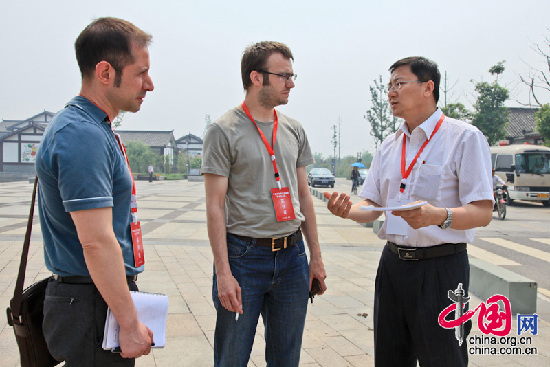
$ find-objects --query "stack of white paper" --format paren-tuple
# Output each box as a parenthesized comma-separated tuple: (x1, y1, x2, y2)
(103, 291, 169, 350)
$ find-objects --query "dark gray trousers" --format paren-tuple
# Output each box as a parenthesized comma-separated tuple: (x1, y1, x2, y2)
(43, 278, 138, 367)
(374, 245, 471, 367)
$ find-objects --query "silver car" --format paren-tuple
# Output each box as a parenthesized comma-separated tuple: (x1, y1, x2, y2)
(358, 169, 368, 185)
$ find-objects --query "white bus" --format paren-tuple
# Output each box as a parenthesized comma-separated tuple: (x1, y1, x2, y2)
(490, 144, 550, 207)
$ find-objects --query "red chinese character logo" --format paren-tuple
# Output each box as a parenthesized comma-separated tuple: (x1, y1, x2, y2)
(439, 292, 511, 337)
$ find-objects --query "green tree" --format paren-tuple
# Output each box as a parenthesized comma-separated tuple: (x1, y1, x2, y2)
(113, 112, 125, 128)
(189, 156, 202, 169)
(364, 75, 399, 148)
(330, 124, 338, 174)
(472, 62, 510, 145)
(441, 102, 472, 122)
(125, 141, 160, 174)
(535, 104, 550, 147)
(361, 151, 373, 168)
(203, 114, 212, 137)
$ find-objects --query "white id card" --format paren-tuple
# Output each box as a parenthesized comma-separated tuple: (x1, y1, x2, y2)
(385, 198, 411, 236)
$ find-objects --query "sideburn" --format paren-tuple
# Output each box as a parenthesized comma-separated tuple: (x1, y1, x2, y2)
(113, 70, 122, 88)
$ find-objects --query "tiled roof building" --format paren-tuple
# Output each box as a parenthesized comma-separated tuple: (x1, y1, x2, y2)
(176, 133, 203, 158)
(0, 111, 54, 176)
(505, 107, 542, 145)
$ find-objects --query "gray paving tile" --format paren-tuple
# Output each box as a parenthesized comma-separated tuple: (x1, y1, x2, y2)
(0, 180, 548, 366)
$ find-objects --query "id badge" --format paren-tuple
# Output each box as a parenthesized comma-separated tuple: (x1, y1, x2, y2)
(385, 198, 410, 236)
(271, 187, 296, 222)
(131, 221, 145, 267)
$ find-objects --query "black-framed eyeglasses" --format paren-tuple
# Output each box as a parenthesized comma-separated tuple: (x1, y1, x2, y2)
(387, 80, 423, 91)
(257, 69, 297, 82)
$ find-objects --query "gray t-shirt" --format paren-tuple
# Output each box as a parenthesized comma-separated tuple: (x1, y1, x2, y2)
(201, 106, 314, 238)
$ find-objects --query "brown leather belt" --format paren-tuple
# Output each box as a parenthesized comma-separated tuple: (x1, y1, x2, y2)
(230, 229, 302, 252)
(53, 274, 138, 284)
(387, 241, 466, 260)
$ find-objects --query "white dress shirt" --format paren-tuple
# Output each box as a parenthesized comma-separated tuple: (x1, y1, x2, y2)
(360, 109, 493, 247)
(493, 175, 506, 190)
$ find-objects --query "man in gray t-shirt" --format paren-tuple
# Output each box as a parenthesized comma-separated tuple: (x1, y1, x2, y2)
(201, 41, 327, 366)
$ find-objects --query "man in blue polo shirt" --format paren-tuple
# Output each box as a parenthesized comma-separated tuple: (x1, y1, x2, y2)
(36, 17, 154, 366)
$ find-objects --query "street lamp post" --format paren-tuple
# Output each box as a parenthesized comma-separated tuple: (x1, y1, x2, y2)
(186, 137, 190, 178)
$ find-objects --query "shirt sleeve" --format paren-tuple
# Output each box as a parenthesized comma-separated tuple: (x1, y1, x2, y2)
(457, 129, 494, 205)
(360, 149, 382, 205)
(200, 123, 232, 177)
(55, 123, 115, 212)
(296, 125, 314, 168)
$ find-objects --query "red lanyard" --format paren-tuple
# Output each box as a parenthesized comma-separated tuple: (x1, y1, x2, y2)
(242, 102, 281, 188)
(399, 113, 445, 193)
(114, 133, 138, 221)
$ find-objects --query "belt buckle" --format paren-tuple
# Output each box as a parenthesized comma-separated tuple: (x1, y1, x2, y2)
(272, 236, 288, 252)
(397, 247, 418, 260)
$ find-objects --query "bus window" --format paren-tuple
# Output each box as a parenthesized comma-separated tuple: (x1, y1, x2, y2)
(515, 154, 525, 173)
(495, 154, 513, 172)
(520, 153, 550, 174)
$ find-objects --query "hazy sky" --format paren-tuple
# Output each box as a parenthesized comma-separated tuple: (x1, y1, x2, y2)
(1, 0, 549, 157)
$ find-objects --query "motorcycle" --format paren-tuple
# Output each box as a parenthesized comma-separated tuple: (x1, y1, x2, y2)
(494, 186, 507, 220)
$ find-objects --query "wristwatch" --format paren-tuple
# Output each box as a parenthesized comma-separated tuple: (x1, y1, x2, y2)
(439, 208, 452, 229)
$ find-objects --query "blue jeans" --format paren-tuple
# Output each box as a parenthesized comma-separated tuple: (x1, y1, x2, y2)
(213, 232, 310, 367)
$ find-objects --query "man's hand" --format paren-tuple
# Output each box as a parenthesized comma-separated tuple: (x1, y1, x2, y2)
(119, 321, 154, 359)
(324, 192, 352, 218)
(217, 273, 243, 314)
(391, 202, 446, 229)
(309, 255, 327, 295)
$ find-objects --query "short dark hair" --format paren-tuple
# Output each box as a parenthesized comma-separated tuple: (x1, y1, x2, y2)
(389, 56, 441, 103)
(241, 41, 294, 90)
(75, 17, 152, 84)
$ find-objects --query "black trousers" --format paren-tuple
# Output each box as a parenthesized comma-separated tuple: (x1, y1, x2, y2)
(43, 278, 139, 367)
(374, 245, 471, 367)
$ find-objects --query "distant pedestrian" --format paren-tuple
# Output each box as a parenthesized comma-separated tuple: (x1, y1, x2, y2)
(351, 166, 360, 193)
(148, 163, 154, 182)
(201, 41, 327, 366)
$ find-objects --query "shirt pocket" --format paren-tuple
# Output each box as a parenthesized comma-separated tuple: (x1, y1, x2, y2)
(411, 164, 443, 202)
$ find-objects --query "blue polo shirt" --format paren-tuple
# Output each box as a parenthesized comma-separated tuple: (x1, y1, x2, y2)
(36, 96, 142, 276)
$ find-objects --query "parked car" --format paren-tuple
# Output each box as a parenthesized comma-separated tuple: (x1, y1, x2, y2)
(307, 168, 335, 188)
(358, 169, 368, 185)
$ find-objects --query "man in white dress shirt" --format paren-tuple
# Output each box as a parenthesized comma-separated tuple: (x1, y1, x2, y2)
(325, 56, 493, 366)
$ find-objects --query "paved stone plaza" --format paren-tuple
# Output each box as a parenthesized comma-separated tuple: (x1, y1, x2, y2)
(0, 180, 548, 366)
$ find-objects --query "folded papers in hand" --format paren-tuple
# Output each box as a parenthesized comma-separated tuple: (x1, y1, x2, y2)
(102, 291, 169, 350)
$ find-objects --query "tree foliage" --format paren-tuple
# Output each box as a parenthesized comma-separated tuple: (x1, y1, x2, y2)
(472, 62, 510, 145)
(489, 61, 506, 80)
(330, 124, 338, 158)
(203, 114, 212, 137)
(441, 102, 472, 122)
(535, 104, 550, 147)
(125, 141, 162, 174)
(364, 75, 399, 148)
(113, 112, 125, 128)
